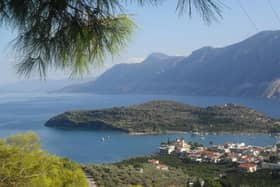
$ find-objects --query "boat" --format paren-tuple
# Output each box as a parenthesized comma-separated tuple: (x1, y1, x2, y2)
(200, 136, 205, 140)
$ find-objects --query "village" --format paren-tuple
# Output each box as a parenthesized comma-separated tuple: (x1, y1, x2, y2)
(146, 138, 280, 173)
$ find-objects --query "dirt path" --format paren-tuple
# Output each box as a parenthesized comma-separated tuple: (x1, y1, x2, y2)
(84, 171, 97, 187)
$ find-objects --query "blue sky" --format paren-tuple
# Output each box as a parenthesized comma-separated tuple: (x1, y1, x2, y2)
(0, 0, 280, 84)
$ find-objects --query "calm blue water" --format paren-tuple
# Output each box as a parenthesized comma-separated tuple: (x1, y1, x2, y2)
(0, 93, 279, 163)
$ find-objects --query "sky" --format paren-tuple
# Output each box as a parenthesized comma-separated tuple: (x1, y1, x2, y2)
(0, 0, 280, 85)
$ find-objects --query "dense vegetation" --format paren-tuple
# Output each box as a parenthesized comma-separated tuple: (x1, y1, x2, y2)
(0, 132, 87, 187)
(85, 154, 280, 187)
(85, 154, 226, 187)
(220, 169, 280, 187)
(118, 154, 233, 178)
(85, 162, 188, 187)
(45, 100, 280, 133)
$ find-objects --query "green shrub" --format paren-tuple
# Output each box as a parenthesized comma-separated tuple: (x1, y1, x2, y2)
(0, 132, 87, 187)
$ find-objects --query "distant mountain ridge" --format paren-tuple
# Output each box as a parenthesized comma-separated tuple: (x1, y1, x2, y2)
(60, 30, 280, 99)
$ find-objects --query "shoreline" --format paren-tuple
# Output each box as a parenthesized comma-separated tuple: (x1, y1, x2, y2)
(46, 126, 280, 136)
(128, 130, 280, 136)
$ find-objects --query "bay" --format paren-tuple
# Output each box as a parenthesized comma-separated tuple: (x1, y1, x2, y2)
(0, 93, 279, 163)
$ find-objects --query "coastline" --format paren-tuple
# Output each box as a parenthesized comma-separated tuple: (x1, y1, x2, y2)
(128, 131, 189, 136)
(46, 125, 280, 136)
(128, 130, 280, 136)
(45, 124, 280, 136)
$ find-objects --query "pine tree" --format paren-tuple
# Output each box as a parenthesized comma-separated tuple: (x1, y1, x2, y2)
(0, 0, 222, 77)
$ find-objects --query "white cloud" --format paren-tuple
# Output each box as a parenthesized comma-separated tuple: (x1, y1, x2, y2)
(122, 57, 145, 64)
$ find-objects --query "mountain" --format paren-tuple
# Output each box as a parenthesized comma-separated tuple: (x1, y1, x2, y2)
(60, 30, 280, 99)
(45, 100, 280, 133)
(60, 52, 184, 93)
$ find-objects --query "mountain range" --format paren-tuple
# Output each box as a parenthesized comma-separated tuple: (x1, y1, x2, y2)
(60, 30, 280, 99)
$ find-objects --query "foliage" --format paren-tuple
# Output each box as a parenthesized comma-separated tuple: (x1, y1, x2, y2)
(204, 177, 222, 187)
(45, 100, 280, 133)
(219, 169, 280, 187)
(0, 0, 222, 77)
(0, 132, 87, 187)
(86, 154, 280, 187)
(139, 154, 232, 178)
(85, 161, 189, 187)
(85, 154, 232, 187)
(176, 0, 222, 22)
(188, 141, 204, 150)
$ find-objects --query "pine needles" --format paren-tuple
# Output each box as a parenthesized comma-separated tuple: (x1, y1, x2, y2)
(0, 0, 222, 78)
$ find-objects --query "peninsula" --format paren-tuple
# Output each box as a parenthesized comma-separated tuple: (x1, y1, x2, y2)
(45, 100, 280, 134)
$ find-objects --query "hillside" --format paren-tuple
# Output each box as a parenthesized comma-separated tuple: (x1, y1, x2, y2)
(45, 100, 280, 133)
(60, 30, 280, 99)
(85, 155, 280, 187)
(60, 52, 184, 93)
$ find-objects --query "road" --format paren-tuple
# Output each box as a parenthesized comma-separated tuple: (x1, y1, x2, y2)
(84, 170, 97, 187)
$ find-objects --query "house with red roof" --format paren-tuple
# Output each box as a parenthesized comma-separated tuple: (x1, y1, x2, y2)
(238, 163, 257, 173)
(148, 159, 159, 164)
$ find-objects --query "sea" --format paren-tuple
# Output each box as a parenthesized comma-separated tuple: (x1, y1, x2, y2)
(0, 93, 279, 163)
